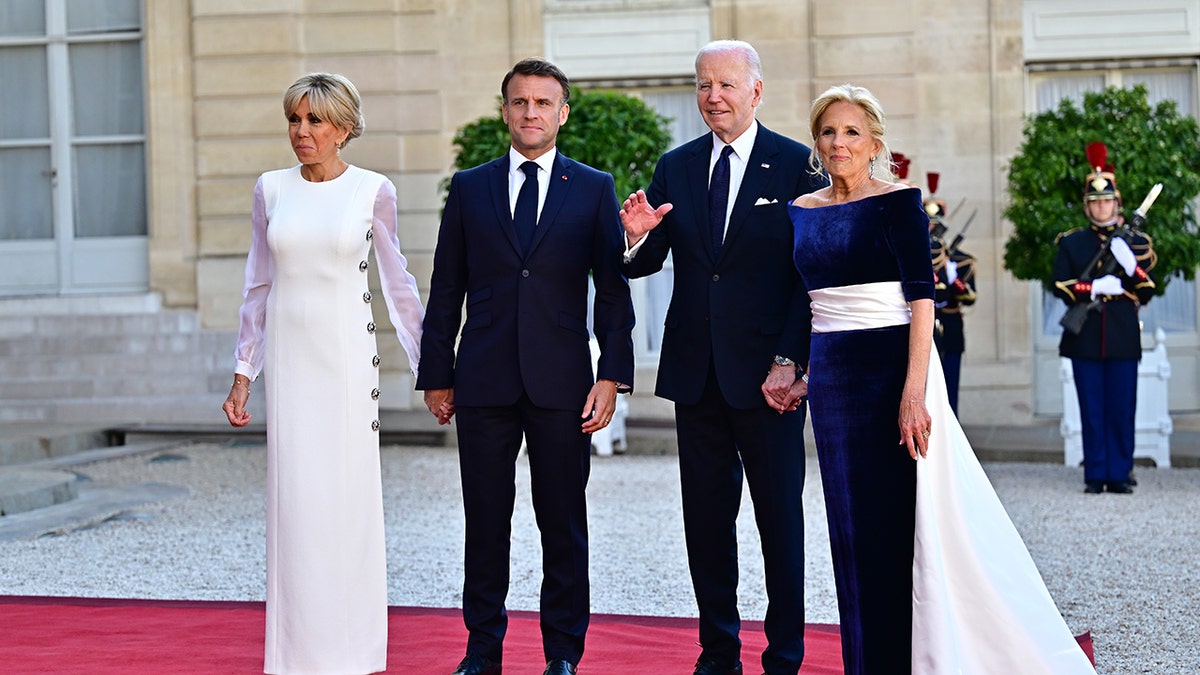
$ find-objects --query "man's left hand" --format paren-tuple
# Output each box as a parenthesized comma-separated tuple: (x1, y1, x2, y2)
(762, 364, 805, 413)
(581, 379, 619, 434)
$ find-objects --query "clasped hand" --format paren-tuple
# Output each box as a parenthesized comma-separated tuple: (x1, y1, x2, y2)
(762, 364, 806, 414)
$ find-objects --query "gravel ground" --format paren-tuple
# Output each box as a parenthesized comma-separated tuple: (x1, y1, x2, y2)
(0, 441, 1196, 674)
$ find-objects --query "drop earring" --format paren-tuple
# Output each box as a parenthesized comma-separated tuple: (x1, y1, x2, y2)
(869, 156, 876, 179)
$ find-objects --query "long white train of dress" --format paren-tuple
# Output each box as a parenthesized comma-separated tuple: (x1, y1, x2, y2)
(809, 282, 1096, 675)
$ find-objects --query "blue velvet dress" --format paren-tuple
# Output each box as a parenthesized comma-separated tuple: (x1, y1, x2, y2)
(791, 188, 933, 674)
(791, 189, 1096, 675)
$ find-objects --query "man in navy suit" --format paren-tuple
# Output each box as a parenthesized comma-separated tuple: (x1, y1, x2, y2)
(619, 40, 825, 675)
(417, 58, 635, 675)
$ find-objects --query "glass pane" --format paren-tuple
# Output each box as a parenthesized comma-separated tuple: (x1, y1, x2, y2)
(66, 0, 139, 34)
(0, 147, 54, 240)
(0, 0, 45, 37)
(0, 46, 50, 139)
(1126, 70, 1194, 116)
(1035, 74, 1104, 113)
(73, 143, 145, 237)
(70, 41, 143, 136)
(1141, 275, 1198, 333)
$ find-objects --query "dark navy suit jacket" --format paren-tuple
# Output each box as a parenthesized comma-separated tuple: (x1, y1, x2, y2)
(624, 124, 825, 409)
(417, 151, 635, 410)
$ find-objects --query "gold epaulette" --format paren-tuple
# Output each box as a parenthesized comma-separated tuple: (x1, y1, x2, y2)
(1054, 227, 1085, 246)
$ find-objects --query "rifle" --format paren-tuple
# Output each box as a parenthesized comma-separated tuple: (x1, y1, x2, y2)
(1059, 183, 1162, 335)
(947, 210, 977, 256)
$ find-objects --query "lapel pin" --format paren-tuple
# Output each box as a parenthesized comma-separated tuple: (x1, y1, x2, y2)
(761, 163, 770, 169)
(561, 175, 567, 180)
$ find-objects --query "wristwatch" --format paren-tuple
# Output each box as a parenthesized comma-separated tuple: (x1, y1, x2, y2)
(773, 355, 797, 368)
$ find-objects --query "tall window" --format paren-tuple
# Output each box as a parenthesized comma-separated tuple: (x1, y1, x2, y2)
(628, 89, 710, 365)
(1031, 65, 1198, 337)
(0, 0, 146, 295)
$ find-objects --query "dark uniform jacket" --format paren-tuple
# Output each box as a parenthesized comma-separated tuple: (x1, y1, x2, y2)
(932, 236, 977, 355)
(1052, 225, 1155, 360)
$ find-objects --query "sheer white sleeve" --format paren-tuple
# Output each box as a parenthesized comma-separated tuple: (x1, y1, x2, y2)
(372, 178, 425, 377)
(233, 177, 271, 380)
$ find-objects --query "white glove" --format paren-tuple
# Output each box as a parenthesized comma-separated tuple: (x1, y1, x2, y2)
(945, 259, 958, 284)
(1090, 274, 1123, 299)
(1110, 236, 1137, 276)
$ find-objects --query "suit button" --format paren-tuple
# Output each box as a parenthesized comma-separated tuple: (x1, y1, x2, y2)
(367, 321, 376, 334)
(371, 419, 380, 431)
(521, 269, 530, 278)
(712, 274, 720, 282)
(359, 260, 368, 272)
(372, 354, 381, 367)
(371, 387, 380, 401)
(362, 291, 372, 302)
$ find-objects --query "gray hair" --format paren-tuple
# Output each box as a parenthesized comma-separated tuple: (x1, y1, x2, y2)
(695, 40, 764, 85)
(283, 72, 365, 149)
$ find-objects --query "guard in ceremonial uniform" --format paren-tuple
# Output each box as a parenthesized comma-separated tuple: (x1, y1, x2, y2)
(1052, 143, 1156, 494)
(924, 172, 976, 415)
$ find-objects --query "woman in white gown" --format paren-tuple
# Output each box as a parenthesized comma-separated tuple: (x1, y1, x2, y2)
(222, 73, 424, 675)
(788, 83, 1095, 674)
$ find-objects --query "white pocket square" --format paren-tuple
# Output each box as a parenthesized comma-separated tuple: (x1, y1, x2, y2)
(754, 197, 778, 206)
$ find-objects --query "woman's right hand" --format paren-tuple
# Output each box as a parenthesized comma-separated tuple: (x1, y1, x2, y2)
(222, 379, 252, 427)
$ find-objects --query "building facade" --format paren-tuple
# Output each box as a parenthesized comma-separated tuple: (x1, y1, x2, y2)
(1, 0, 1197, 426)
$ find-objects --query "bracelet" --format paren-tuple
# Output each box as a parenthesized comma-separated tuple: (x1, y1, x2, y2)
(233, 378, 251, 389)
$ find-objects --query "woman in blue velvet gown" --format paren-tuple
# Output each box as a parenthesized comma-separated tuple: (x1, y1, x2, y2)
(788, 84, 1095, 674)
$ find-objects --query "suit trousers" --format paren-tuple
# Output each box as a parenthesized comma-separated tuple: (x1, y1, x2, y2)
(1071, 358, 1138, 484)
(455, 393, 592, 664)
(675, 363, 807, 675)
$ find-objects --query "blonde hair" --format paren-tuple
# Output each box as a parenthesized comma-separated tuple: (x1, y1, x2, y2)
(807, 83, 894, 181)
(282, 73, 364, 149)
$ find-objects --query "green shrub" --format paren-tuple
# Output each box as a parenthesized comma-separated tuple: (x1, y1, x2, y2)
(1003, 85, 1200, 293)
(445, 89, 672, 203)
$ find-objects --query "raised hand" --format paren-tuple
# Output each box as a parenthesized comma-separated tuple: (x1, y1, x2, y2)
(618, 189, 673, 246)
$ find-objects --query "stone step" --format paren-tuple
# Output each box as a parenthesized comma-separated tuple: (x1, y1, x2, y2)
(0, 469, 78, 515)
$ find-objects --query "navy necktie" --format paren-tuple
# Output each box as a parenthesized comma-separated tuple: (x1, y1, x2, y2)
(514, 160, 539, 255)
(709, 144, 734, 254)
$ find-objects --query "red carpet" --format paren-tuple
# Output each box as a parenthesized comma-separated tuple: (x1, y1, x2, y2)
(0, 596, 1092, 673)
(0, 596, 842, 673)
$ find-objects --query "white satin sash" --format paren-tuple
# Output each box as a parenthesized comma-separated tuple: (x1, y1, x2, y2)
(808, 282, 1096, 674)
(809, 281, 911, 333)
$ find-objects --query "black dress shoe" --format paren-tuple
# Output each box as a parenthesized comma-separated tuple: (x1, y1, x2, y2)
(452, 653, 501, 675)
(1084, 481, 1103, 494)
(1106, 481, 1134, 494)
(693, 657, 743, 675)
(543, 658, 577, 675)
(1127, 471, 1138, 486)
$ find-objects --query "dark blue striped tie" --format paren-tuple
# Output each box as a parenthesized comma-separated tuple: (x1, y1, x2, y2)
(709, 145, 733, 255)
(514, 161, 539, 255)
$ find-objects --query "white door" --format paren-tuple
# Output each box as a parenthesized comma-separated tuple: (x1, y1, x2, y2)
(0, 0, 147, 296)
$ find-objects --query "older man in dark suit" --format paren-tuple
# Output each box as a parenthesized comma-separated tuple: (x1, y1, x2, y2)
(619, 40, 825, 675)
(418, 58, 635, 675)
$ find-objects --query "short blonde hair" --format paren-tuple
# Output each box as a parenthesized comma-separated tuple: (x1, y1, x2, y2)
(283, 73, 364, 149)
(807, 83, 894, 181)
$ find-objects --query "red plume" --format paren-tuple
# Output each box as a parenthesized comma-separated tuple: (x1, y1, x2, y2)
(927, 172, 939, 195)
(892, 152, 911, 179)
(1086, 142, 1107, 172)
